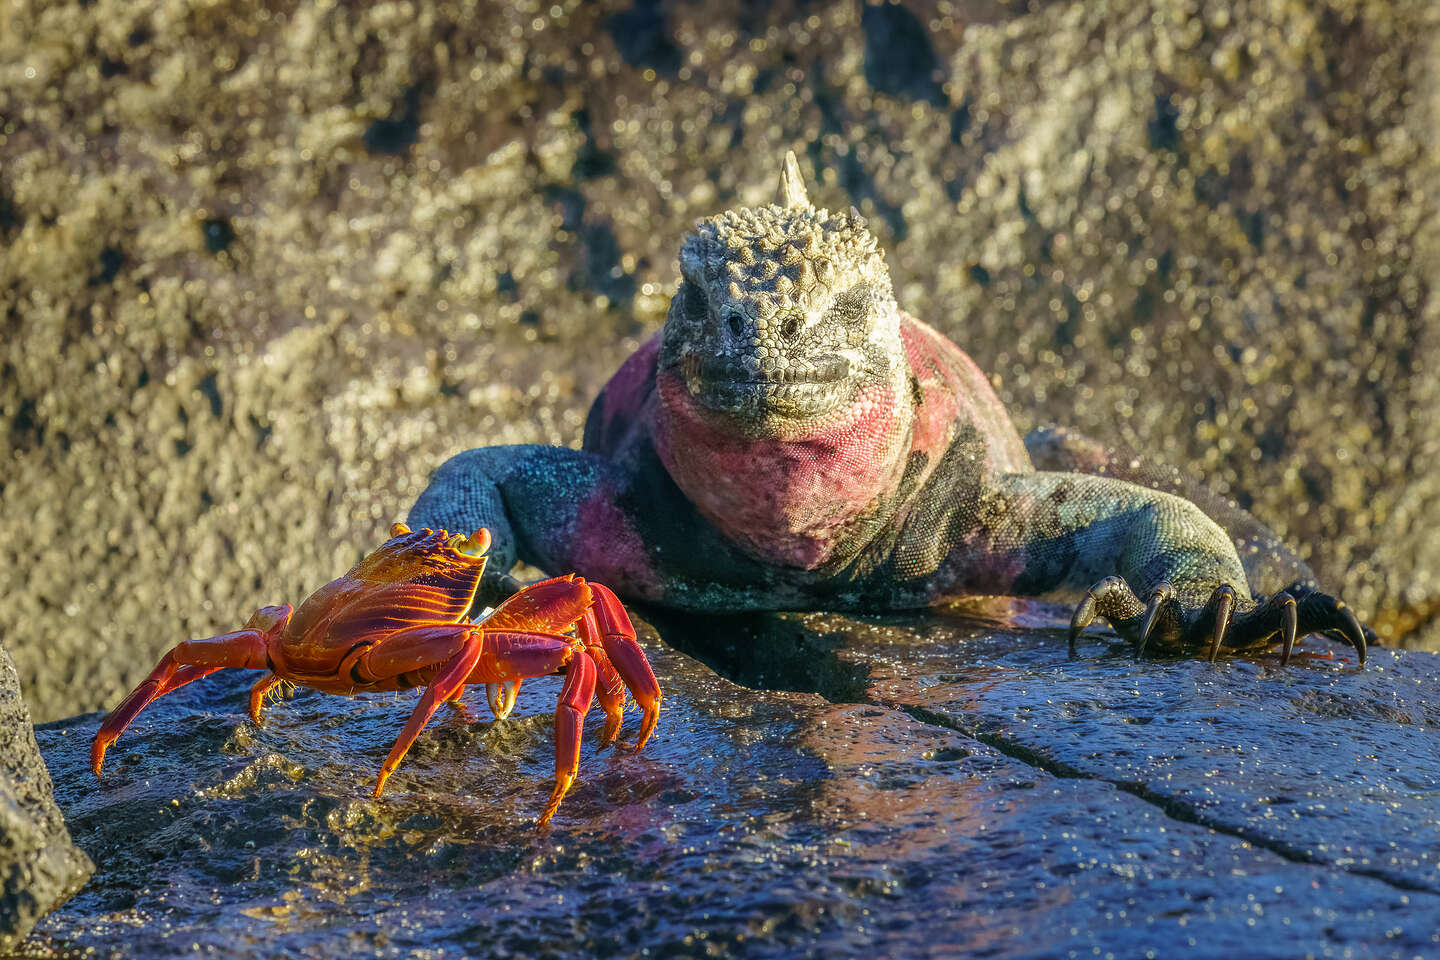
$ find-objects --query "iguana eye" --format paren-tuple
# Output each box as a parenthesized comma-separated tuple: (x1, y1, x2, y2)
(727, 310, 745, 339)
(830, 283, 873, 325)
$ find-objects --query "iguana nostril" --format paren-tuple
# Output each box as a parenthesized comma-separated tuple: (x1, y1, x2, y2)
(781, 316, 802, 342)
(727, 311, 745, 339)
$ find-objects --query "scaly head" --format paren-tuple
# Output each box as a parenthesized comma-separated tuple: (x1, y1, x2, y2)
(658, 152, 906, 439)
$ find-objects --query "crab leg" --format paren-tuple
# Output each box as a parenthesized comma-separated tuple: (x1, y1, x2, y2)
(248, 673, 283, 724)
(92, 629, 269, 774)
(477, 575, 598, 723)
(474, 574, 635, 740)
(578, 644, 626, 748)
(364, 626, 583, 797)
(579, 583, 662, 750)
(483, 574, 594, 633)
(475, 630, 586, 680)
(539, 646, 596, 827)
(371, 628, 485, 797)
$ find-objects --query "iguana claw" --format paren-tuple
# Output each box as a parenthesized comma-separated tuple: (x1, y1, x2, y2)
(1070, 576, 1370, 667)
(1278, 595, 1299, 666)
(1290, 585, 1369, 666)
(1204, 585, 1236, 663)
(1134, 582, 1178, 660)
(1069, 577, 1142, 657)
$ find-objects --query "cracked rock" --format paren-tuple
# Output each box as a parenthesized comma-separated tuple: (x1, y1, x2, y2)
(27, 611, 1440, 957)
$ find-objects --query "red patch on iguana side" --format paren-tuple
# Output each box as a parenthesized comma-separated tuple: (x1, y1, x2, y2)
(563, 483, 665, 600)
(587, 332, 662, 458)
(899, 313, 1030, 475)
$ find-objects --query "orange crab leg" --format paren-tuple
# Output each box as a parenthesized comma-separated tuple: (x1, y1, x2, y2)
(579, 644, 627, 748)
(579, 583, 662, 750)
(483, 575, 593, 633)
(363, 621, 613, 825)
(371, 628, 485, 797)
(161, 663, 226, 701)
(92, 629, 269, 774)
(471, 630, 584, 682)
(248, 673, 283, 724)
(539, 645, 596, 827)
(349, 624, 475, 687)
(364, 626, 582, 796)
(478, 576, 593, 723)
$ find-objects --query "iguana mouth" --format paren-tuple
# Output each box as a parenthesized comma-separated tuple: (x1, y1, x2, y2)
(695, 354, 850, 386)
(679, 352, 850, 420)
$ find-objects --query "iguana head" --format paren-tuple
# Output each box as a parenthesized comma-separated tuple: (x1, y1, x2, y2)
(658, 153, 906, 438)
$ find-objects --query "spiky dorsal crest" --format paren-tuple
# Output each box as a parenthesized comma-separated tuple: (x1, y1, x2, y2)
(777, 151, 811, 209)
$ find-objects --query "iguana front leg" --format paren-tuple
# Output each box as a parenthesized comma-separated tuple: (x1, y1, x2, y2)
(407, 446, 651, 610)
(941, 472, 1368, 664)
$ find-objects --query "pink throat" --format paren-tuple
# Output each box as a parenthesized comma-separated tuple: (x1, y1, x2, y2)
(653, 370, 912, 569)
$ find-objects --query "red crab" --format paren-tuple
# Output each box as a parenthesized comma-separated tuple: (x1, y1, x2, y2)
(91, 523, 663, 825)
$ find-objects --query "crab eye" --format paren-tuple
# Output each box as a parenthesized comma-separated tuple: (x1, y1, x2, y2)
(450, 530, 490, 557)
(389, 521, 411, 538)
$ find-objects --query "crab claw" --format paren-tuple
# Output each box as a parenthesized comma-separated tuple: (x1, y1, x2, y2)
(486, 680, 521, 720)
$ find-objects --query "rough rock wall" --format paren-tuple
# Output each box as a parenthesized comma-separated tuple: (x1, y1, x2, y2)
(0, 641, 92, 950)
(2, 0, 1436, 720)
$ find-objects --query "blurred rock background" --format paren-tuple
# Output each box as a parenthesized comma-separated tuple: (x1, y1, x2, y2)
(2, 0, 1436, 722)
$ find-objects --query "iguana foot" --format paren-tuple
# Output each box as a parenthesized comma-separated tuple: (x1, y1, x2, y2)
(1068, 577, 1368, 666)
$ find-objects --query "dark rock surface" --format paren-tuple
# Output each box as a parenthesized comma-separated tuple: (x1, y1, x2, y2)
(0, 642, 93, 952)
(2, 0, 1438, 727)
(24, 612, 1440, 958)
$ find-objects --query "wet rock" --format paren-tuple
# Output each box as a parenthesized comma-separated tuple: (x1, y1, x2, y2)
(0, 642, 93, 952)
(28, 614, 1440, 957)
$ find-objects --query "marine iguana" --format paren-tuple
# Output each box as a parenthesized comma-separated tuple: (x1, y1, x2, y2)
(409, 153, 1369, 664)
